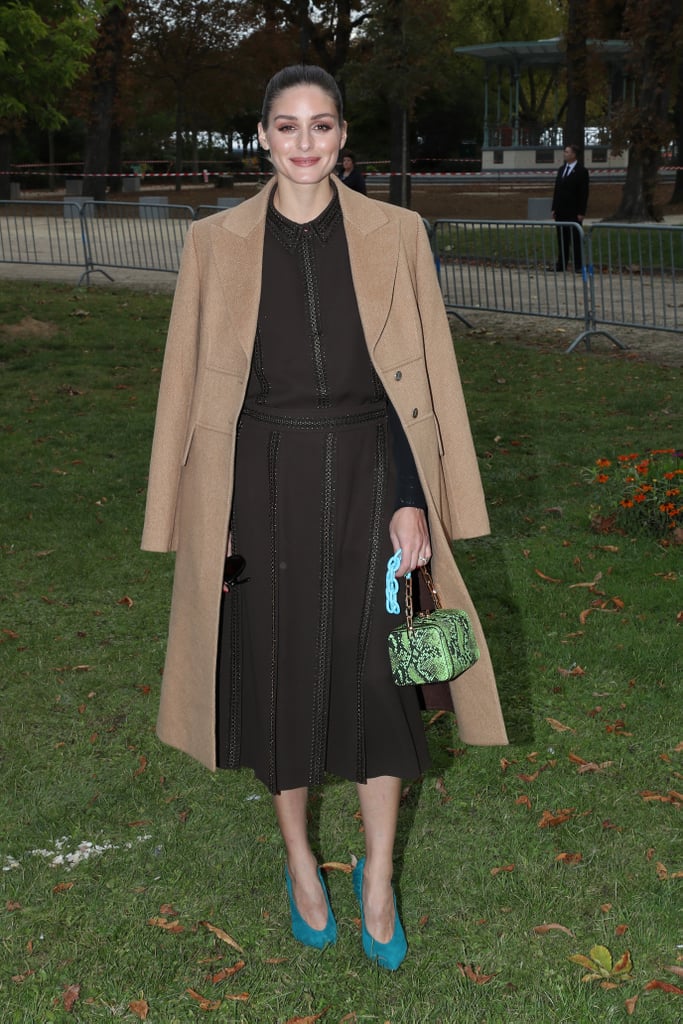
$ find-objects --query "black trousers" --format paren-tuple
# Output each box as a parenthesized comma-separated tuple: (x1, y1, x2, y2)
(555, 218, 583, 271)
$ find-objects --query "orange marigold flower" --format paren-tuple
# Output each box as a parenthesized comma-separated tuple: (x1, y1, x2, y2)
(620, 499, 634, 509)
(618, 453, 639, 462)
(666, 488, 680, 497)
(625, 475, 636, 483)
(634, 493, 647, 503)
(639, 484, 653, 493)
(664, 471, 676, 480)
(659, 503, 676, 514)
(636, 462, 650, 476)
(596, 458, 612, 468)
(596, 473, 609, 484)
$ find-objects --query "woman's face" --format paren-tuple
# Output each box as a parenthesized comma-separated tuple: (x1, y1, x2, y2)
(258, 84, 347, 188)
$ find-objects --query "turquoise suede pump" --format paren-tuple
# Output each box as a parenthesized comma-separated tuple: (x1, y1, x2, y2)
(284, 865, 337, 949)
(352, 857, 407, 970)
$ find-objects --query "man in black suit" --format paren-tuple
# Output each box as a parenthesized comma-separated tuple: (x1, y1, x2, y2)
(552, 144, 590, 271)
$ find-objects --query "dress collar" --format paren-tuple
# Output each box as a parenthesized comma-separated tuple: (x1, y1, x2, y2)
(267, 187, 342, 249)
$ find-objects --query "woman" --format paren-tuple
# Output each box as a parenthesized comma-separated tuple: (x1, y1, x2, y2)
(142, 64, 507, 971)
(338, 149, 367, 194)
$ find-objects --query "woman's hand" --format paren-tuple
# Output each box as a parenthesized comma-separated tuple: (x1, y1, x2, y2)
(389, 507, 431, 578)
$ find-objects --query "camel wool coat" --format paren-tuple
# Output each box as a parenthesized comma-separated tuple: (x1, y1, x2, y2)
(142, 178, 508, 771)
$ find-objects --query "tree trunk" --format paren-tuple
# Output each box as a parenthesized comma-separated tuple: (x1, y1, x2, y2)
(0, 134, 12, 201)
(564, 0, 588, 150)
(610, 150, 661, 221)
(388, 99, 410, 207)
(83, 3, 130, 203)
(669, 56, 683, 203)
(175, 95, 184, 192)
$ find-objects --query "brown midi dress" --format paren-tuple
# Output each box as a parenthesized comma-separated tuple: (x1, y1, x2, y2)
(216, 193, 430, 794)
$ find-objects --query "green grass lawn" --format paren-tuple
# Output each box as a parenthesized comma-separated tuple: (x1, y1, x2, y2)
(1, 281, 681, 1024)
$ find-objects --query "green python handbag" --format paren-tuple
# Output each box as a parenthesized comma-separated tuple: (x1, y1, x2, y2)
(387, 568, 480, 686)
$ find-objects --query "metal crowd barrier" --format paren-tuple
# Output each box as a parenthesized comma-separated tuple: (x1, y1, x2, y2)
(589, 223, 682, 337)
(432, 218, 682, 352)
(1, 201, 681, 355)
(0, 200, 88, 274)
(82, 201, 194, 282)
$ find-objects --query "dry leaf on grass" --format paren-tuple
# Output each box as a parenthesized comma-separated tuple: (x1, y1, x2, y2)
(532, 923, 574, 937)
(491, 864, 515, 876)
(147, 917, 184, 933)
(208, 960, 246, 984)
(457, 962, 497, 984)
(643, 979, 683, 995)
(535, 569, 563, 583)
(555, 852, 583, 865)
(284, 1009, 330, 1023)
(200, 921, 244, 952)
(546, 717, 575, 732)
(321, 861, 352, 874)
(129, 999, 149, 1020)
(61, 983, 81, 1012)
(186, 988, 221, 1011)
(538, 808, 575, 828)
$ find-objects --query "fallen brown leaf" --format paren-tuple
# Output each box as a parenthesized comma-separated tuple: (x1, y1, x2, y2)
(62, 983, 81, 1012)
(643, 979, 683, 995)
(457, 962, 497, 984)
(129, 999, 150, 1020)
(538, 808, 575, 828)
(515, 795, 532, 810)
(52, 882, 74, 894)
(615, 924, 629, 937)
(555, 852, 583, 865)
(11, 970, 35, 983)
(532, 923, 574, 937)
(186, 988, 221, 1010)
(209, 960, 246, 984)
(535, 569, 563, 583)
(665, 966, 683, 979)
(624, 994, 639, 1015)
(6, 901, 22, 911)
(283, 1009, 330, 1023)
(546, 717, 575, 732)
(200, 921, 244, 953)
(147, 916, 184, 933)
(320, 861, 352, 874)
(491, 864, 515, 876)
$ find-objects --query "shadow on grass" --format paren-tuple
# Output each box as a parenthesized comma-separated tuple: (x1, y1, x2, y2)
(456, 536, 534, 746)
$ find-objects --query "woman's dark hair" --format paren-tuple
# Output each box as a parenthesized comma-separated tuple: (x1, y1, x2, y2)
(261, 65, 344, 127)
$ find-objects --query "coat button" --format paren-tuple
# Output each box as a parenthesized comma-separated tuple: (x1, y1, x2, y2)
(412, 407, 418, 418)
(394, 370, 402, 381)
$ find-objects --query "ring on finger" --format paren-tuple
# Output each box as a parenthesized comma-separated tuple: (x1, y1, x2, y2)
(418, 555, 428, 565)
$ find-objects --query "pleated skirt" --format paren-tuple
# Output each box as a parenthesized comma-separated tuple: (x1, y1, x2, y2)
(216, 401, 430, 794)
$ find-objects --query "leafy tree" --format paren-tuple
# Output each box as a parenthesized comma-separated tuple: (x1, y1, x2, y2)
(76, 1, 133, 200)
(131, 0, 237, 189)
(605, 0, 683, 220)
(346, 0, 455, 205)
(0, 0, 99, 198)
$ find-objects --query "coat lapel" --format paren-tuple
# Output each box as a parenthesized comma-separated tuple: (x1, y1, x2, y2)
(203, 183, 273, 362)
(334, 181, 400, 352)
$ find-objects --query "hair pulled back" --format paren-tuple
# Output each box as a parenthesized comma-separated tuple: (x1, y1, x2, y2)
(261, 65, 344, 128)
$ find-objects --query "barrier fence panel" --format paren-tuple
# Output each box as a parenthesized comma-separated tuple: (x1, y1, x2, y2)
(0, 200, 87, 271)
(432, 218, 597, 349)
(588, 223, 683, 335)
(81, 201, 194, 279)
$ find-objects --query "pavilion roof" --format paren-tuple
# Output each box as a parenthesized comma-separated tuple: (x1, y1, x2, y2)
(454, 37, 629, 69)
